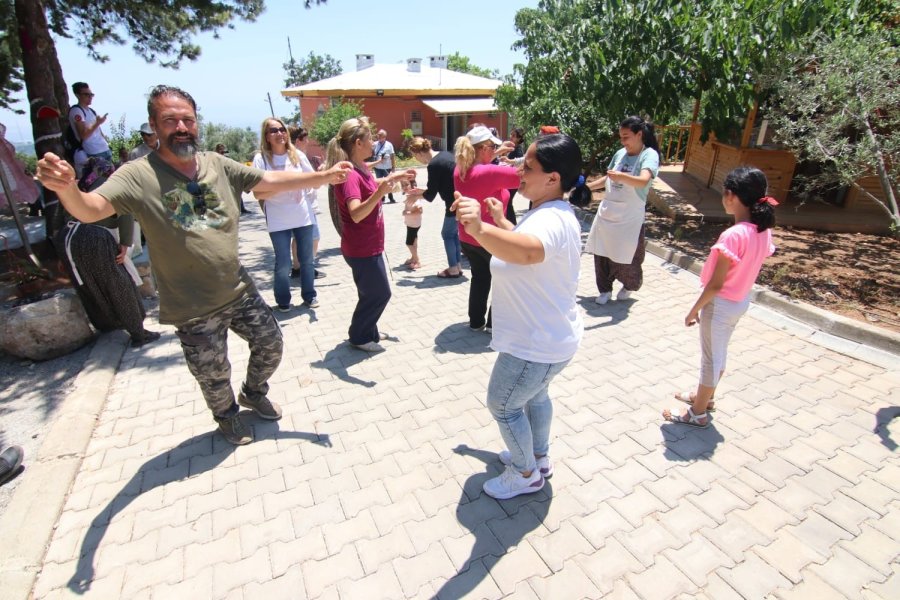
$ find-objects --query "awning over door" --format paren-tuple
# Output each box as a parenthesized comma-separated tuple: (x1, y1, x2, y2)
(422, 97, 497, 115)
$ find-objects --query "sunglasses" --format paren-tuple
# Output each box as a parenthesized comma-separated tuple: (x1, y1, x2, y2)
(186, 181, 207, 218)
(79, 92, 95, 97)
(267, 126, 287, 134)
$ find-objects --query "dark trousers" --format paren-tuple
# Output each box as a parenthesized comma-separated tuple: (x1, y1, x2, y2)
(461, 242, 493, 329)
(593, 225, 646, 293)
(374, 168, 394, 201)
(345, 254, 392, 345)
(506, 189, 518, 225)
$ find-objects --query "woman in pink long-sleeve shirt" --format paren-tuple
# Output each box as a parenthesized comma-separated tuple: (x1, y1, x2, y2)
(453, 126, 520, 331)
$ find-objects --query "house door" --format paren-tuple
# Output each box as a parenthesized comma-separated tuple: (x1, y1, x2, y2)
(446, 115, 466, 151)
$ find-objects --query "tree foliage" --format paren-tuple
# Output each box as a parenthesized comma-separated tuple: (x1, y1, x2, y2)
(4, 0, 327, 113)
(282, 50, 342, 124)
(201, 122, 259, 163)
(764, 31, 900, 230)
(497, 0, 891, 166)
(106, 115, 143, 161)
(446, 52, 498, 79)
(283, 50, 342, 88)
(308, 99, 366, 147)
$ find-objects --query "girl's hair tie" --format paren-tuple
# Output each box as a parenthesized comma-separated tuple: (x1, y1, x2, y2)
(575, 174, 585, 189)
(758, 196, 779, 206)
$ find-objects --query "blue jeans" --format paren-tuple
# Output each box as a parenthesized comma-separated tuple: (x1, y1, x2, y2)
(486, 352, 570, 473)
(441, 215, 461, 269)
(344, 254, 391, 345)
(88, 150, 113, 162)
(269, 225, 314, 306)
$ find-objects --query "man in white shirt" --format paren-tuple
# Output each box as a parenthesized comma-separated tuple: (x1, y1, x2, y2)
(367, 129, 396, 203)
(128, 122, 158, 160)
(68, 82, 112, 161)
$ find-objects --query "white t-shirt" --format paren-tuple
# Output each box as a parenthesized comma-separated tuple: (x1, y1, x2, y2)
(490, 199, 584, 363)
(403, 197, 424, 227)
(68, 106, 109, 155)
(296, 150, 320, 220)
(252, 152, 313, 232)
(372, 140, 394, 170)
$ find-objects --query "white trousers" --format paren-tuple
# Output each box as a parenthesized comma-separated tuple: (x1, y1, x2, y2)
(699, 295, 749, 387)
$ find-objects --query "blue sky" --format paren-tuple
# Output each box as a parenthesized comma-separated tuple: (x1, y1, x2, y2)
(1, 0, 539, 144)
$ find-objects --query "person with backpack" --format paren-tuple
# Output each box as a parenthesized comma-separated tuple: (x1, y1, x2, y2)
(67, 82, 112, 162)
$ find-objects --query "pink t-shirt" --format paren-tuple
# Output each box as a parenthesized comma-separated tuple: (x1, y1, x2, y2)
(454, 163, 520, 247)
(700, 221, 775, 301)
(334, 167, 383, 258)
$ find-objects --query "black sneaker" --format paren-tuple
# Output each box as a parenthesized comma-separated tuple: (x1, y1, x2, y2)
(238, 391, 282, 420)
(314, 269, 326, 279)
(131, 330, 161, 347)
(0, 445, 24, 486)
(290, 268, 300, 279)
(215, 415, 253, 445)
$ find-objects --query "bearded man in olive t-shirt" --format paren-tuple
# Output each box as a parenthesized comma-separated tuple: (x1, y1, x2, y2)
(37, 85, 351, 445)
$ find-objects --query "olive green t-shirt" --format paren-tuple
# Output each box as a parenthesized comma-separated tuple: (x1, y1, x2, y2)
(95, 152, 264, 324)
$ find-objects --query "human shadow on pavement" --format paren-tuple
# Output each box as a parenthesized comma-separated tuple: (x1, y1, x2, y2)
(68, 420, 331, 594)
(310, 344, 378, 387)
(433, 324, 494, 356)
(395, 274, 468, 290)
(577, 294, 633, 329)
(435, 444, 552, 600)
(874, 406, 900, 451)
(661, 420, 725, 461)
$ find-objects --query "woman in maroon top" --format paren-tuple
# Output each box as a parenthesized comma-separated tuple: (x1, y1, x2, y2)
(325, 117, 414, 352)
(454, 126, 520, 331)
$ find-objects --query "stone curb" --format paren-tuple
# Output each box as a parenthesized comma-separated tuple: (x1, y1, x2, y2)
(575, 209, 900, 360)
(0, 331, 128, 600)
(642, 239, 900, 358)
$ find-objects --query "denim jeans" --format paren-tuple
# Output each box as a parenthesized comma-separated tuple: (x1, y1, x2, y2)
(486, 352, 570, 473)
(269, 225, 314, 306)
(344, 254, 392, 345)
(441, 215, 461, 268)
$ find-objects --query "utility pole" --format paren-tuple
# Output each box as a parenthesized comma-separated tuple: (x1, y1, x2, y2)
(265, 93, 275, 118)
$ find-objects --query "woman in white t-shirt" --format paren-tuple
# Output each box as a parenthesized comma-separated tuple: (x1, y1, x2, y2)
(252, 117, 318, 311)
(453, 133, 591, 500)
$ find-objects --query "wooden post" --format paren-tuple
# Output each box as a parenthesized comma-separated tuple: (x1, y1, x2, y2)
(740, 100, 759, 148)
(682, 96, 701, 171)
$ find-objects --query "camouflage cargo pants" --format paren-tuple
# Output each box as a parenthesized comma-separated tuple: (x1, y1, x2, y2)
(175, 290, 283, 419)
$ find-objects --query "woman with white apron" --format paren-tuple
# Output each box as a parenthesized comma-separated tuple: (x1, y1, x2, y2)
(584, 116, 660, 304)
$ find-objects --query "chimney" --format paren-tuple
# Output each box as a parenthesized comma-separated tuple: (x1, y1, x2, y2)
(406, 58, 422, 73)
(429, 55, 448, 69)
(356, 54, 374, 71)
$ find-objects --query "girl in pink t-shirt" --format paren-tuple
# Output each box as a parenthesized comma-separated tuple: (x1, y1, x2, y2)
(663, 167, 777, 428)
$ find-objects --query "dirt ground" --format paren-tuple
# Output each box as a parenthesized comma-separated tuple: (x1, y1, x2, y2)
(644, 207, 900, 334)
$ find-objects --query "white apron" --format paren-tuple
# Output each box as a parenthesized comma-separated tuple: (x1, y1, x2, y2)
(584, 150, 649, 264)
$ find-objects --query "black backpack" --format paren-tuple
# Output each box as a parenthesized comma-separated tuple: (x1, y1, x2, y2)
(62, 105, 96, 162)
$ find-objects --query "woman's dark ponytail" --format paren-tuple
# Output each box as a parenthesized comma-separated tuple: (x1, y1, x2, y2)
(568, 174, 592, 207)
(723, 166, 776, 232)
(620, 115, 659, 154)
(533, 133, 593, 207)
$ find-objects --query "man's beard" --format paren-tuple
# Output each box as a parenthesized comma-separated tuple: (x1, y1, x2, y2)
(166, 133, 199, 159)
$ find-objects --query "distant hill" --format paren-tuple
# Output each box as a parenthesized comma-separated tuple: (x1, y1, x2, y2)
(13, 142, 35, 156)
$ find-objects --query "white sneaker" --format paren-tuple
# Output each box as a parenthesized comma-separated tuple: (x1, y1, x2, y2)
(352, 341, 385, 353)
(595, 292, 611, 305)
(616, 288, 633, 301)
(483, 465, 544, 500)
(498, 450, 553, 478)
(303, 297, 320, 308)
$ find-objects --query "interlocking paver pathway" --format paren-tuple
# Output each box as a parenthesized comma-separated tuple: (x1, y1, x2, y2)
(30, 169, 900, 598)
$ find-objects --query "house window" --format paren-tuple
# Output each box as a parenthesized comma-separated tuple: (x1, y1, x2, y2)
(411, 110, 423, 135)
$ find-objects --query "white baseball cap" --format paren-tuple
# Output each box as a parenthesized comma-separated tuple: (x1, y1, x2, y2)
(466, 125, 502, 146)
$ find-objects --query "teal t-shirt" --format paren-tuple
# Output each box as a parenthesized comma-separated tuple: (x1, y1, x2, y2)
(607, 147, 660, 201)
